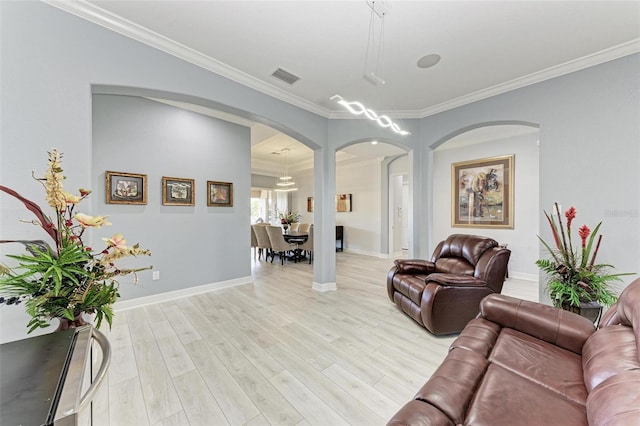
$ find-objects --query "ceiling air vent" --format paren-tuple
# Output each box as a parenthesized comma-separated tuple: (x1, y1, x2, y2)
(271, 68, 300, 85)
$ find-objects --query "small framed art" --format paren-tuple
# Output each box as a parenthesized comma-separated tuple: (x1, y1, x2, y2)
(207, 181, 233, 207)
(106, 171, 147, 205)
(162, 176, 195, 206)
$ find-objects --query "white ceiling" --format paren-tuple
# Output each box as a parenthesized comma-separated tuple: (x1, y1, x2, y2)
(54, 0, 640, 175)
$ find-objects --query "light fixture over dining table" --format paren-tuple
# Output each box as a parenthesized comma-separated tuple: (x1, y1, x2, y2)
(274, 148, 298, 192)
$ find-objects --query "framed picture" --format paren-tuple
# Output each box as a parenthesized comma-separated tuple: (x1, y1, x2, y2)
(207, 181, 233, 207)
(162, 176, 194, 206)
(336, 194, 352, 212)
(452, 155, 514, 228)
(106, 171, 147, 205)
(307, 197, 314, 212)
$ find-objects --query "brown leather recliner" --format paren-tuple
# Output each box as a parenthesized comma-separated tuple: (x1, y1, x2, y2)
(387, 234, 511, 335)
(387, 278, 640, 425)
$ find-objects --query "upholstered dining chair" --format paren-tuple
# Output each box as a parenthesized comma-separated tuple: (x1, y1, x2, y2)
(252, 224, 271, 261)
(250, 225, 258, 259)
(298, 223, 311, 233)
(297, 225, 314, 264)
(266, 225, 294, 265)
(387, 234, 511, 335)
(289, 222, 300, 232)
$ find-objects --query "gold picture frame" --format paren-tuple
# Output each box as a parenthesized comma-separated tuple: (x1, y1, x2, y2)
(207, 181, 233, 207)
(106, 171, 147, 205)
(452, 155, 514, 228)
(162, 176, 195, 206)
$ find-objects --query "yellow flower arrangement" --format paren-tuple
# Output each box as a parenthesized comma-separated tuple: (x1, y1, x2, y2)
(0, 149, 152, 332)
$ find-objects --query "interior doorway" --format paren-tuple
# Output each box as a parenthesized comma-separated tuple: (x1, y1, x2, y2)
(389, 173, 409, 256)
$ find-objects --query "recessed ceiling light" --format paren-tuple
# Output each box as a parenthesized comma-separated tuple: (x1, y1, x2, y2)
(371, 140, 378, 145)
(417, 54, 441, 69)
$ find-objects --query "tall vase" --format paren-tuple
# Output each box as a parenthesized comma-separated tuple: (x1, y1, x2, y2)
(56, 312, 89, 331)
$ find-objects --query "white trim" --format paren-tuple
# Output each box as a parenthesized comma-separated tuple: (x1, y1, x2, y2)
(42, 0, 331, 118)
(509, 272, 539, 282)
(43, 1, 640, 120)
(312, 281, 337, 292)
(343, 247, 388, 258)
(113, 276, 253, 312)
(417, 39, 640, 118)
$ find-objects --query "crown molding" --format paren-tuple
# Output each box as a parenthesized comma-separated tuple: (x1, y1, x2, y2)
(42, 0, 333, 118)
(43, 1, 639, 121)
(416, 39, 640, 118)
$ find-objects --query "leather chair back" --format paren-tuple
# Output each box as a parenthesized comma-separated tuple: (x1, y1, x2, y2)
(431, 234, 509, 293)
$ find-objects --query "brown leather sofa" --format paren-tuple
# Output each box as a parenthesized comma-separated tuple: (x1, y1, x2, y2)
(387, 234, 511, 335)
(387, 278, 640, 426)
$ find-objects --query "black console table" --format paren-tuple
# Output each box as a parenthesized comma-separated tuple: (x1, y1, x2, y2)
(336, 225, 344, 252)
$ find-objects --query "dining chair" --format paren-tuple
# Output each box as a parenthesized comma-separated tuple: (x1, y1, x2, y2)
(289, 222, 300, 232)
(252, 224, 271, 261)
(250, 225, 258, 259)
(298, 225, 314, 264)
(266, 225, 294, 265)
(298, 223, 311, 233)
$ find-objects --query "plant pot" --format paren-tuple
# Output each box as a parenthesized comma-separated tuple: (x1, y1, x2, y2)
(55, 312, 89, 331)
(561, 301, 603, 325)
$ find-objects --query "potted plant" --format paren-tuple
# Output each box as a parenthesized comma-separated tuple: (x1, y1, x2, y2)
(279, 210, 301, 230)
(536, 202, 632, 322)
(0, 148, 151, 332)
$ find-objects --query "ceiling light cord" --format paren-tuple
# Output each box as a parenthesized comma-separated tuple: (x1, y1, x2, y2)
(275, 148, 298, 192)
(364, 1, 386, 86)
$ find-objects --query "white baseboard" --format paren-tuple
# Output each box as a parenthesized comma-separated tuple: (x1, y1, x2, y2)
(114, 275, 253, 312)
(313, 281, 337, 292)
(343, 248, 388, 258)
(509, 272, 538, 282)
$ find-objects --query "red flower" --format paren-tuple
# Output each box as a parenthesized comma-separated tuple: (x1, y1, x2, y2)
(565, 207, 576, 230)
(578, 225, 591, 247)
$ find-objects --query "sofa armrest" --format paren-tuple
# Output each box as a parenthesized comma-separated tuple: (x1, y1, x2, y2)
(426, 273, 487, 288)
(479, 294, 596, 354)
(394, 258, 436, 275)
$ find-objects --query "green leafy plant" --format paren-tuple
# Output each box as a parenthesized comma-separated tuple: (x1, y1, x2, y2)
(536, 203, 632, 309)
(279, 209, 301, 225)
(0, 149, 151, 332)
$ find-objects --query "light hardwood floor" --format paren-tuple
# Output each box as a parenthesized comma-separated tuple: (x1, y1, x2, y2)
(93, 252, 538, 426)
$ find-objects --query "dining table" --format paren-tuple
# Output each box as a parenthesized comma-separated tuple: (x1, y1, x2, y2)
(282, 231, 308, 263)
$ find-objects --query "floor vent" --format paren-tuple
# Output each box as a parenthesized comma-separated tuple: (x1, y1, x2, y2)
(271, 68, 300, 85)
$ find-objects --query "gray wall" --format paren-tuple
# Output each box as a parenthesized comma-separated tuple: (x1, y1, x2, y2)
(93, 95, 251, 299)
(433, 131, 540, 278)
(1, 1, 639, 340)
(419, 55, 640, 300)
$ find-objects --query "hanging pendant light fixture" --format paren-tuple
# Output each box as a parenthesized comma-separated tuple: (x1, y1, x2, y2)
(331, 95, 411, 136)
(363, 0, 388, 86)
(330, 1, 410, 136)
(275, 148, 298, 192)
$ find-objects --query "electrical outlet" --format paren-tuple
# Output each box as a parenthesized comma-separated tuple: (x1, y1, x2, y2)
(152, 271, 160, 280)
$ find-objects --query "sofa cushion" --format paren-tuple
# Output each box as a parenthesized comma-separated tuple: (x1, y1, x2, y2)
(465, 364, 588, 426)
(586, 370, 640, 426)
(450, 318, 500, 357)
(616, 280, 640, 355)
(489, 328, 587, 405)
(387, 400, 454, 426)
(392, 275, 428, 305)
(413, 348, 489, 424)
(582, 325, 640, 393)
(434, 257, 475, 276)
(438, 234, 498, 266)
(480, 294, 595, 354)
